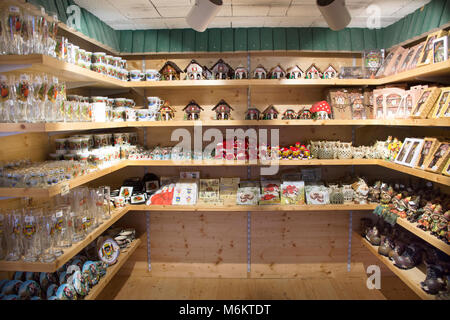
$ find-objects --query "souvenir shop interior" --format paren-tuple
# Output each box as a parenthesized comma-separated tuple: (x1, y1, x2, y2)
(0, 0, 449, 301)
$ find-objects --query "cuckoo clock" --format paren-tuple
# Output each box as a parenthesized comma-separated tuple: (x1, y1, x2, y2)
(245, 108, 261, 120)
(211, 59, 234, 79)
(183, 100, 204, 120)
(322, 65, 338, 79)
(268, 64, 286, 79)
(261, 105, 280, 120)
(234, 66, 248, 79)
(212, 99, 233, 120)
(202, 65, 213, 80)
(286, 65, 304, 79)
(159, 61, 182, 81)
(282, 109, 297, 120)
(184, 60, 203, 80)
(298, 108, 312, 119)
(252, 64, 267, 79)
(305, 64, 322, 79)
(159, 102, 176, 121)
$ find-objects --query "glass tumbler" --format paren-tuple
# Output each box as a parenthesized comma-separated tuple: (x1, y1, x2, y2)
(22, 207, 41, 262)
(5, 209, 22, 261)
(54, 205, 72, 248)
(39, 214, 56, 263)
(101, 186, 111, 220)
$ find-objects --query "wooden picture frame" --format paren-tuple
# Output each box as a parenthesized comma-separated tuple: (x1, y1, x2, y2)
(430, 87, 450, 118)
(433, 36, 448, 63)
(417, 30, 447, 67)
(414, 138, 439, 170)
(439, 93, 450, 118)
(442, 158, 450, 177)
(424, 141, 450, 173)
(410, 87, 441, 118)
(394, 139, 412, 165)
(402, 138, 424, 167)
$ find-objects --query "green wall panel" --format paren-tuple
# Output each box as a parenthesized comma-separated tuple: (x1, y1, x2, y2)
(221, 29, 234, 52)
(350, 29, 364, 51)
(195, 31, 208, 52)
(273, 28, 287, 50)
(208, 29, 221, 52)
(182, 29, 195, 52)
(132, 30, 145, 53)
(412, 4, 428, 38)
(120, 30, 133, 53)
(326, 30, 339, 51)
(248, 28, 260, 51)
(144, 30, 158, 52)
(157, 30, 170, 52)
(299, 28, 313, 50)
(423, 0, 446, 32)
(363, 28, 377, 49)
(286, 28, 299, 50)
(440, 0, 450, 26)
(375, 29, 384, 50)
(260, 28, 273, 50)
(337, 29, 351, 51)
(55, 0, 68, 23)
(169, 29, 183, 52)
(312, 28, 327, 51)
(234, 28, 247, 51)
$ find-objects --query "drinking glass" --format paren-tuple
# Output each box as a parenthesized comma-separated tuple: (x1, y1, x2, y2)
(39, 213, 56, 263)
(22, 8, 35, 55)
(44, 76, 58, 122)
(5, 209, 22, 261)
(46, 13, 58, 57)
(35, 10, 47, 54)
(54, 205, 72, 248)
(101, 186, 111, 220)
(5, 4, 23, 54)
(71, 188, 87, 242)
(0, 74, 14, 122)
(14, 73, 31, 123)
(22, 207, 41, 262)
(32, 74, 47, 123)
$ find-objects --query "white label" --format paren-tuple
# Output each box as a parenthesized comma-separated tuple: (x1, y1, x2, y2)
(70, 211, 76, 217)
(25, 216, 34, 224)
(20, 74, 29, 81)
(60, 183, 70, 196)
(53, 77, 59, 84)
(82, 217, 87, 223)
(41, 7, 45, 15)
(9, 6, 19, 13)
(55, 210, 63, 218)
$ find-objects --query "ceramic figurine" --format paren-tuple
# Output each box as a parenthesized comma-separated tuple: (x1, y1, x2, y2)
(261, 105, 279, 120)
(184, 59, 203, 80)
(380, 183, 394, 204)
(212, 99, 233, 120)
(268, 64, 286, 79)
(368, 181, 381, 203)
(310, 101, 332, 119)
(245, 108, 261, 120)
(183, 100, 204, 120)
(418, 203, 435, 231)
(282, 109, 297, 120)
(159, 61, 182, 80)
(322, 64, 338, 79)
(211, 59, 234, 79)
(286, 65, 304, 79)
(297, 108, 312, 119)
(352, 178, 369, 204)
(234, 66, 248, 79)
(159, 102, 176, 121)
(252, 64, 267, 79)
(406, 196, 420, 222)
(305, 64, 322, 79)
(202, 65, 213, 80)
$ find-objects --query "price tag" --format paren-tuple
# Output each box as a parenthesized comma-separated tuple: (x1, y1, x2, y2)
(53, 76, 59, 84)
(9, 6, 19, 13)
(55, 210, 63, 218)
(70, 211, 76, 217)
(82, 217, 87, 223)
(25, 216, 34, 224)
(60, 182, 69, 196)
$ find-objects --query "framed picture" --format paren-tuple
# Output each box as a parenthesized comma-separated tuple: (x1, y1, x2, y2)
(442, 158, 450, 177)
(417, 30, 447, 67)
(439, 89, 450, 118)
(424, 141, 450, 173)
(414, 138, 439, 170)
(430, 87, 450, 118)
(394, 139, 412, 165)
(407, 42, 425, 70)
(145, 180, 159, 193)
(119, 186, 133, 199)
(402, 139, 424, 167)
(433, 36, 448, 63)
(410, 87, 441, 118)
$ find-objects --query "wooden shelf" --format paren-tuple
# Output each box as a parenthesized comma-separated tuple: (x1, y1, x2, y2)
(84, 238, 141, 300)
(0, 161, 127, 198)
(378, 161, 450, 186)
(396, 218, 450, 255)
(0, 56, 449, 91)
(129, 204, 377, 212)
(360, 236, 435, 300)
(0, 206, 129, 272)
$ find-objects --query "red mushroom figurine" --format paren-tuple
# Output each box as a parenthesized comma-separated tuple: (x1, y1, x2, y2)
(310, 101, 332, 120)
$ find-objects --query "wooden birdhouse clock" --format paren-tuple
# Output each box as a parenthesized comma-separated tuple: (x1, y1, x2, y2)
(212, 99, 233, 120)
(183, 100, 204, 120)
(184, 60, 203, 80)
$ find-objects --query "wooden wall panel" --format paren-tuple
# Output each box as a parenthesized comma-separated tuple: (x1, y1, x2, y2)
(0, 133, 49, 162)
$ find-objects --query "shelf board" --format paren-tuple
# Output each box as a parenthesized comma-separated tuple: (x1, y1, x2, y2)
(396, 218, 450, 255)
(0, 206, 130, 272)
(360, 236, 435, 300)
(0, 161, 128, 198)
(1, 119, 448, 133)
(0, 54, 124, 88)
(129, 204, 377, 212)
(84, 238, 141, 300)
(379, 60, 450, 84)
(378, 161, 450, 186)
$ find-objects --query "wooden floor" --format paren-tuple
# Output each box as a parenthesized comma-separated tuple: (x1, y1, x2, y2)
(97, 274, 419, 300)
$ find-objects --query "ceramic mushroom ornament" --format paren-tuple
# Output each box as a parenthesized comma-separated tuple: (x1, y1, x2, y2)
(310, 101, 332, 119)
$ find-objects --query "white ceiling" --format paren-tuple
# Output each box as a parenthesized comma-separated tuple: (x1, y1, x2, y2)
(74, 0, 432, 30)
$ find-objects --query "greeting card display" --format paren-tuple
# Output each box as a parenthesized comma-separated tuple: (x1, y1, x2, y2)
(236, 187, 259, 205)
(259, 180, 281, 205)
(394, 138, 424, 167)
(172, 182, 198, 205)
(199, 179, 220, 203)
(430, 87, 450, 118)
(414, 138, 439, 170)
(219, 177, 240, 199)
(424, 142, 450, 173)
(280, 181, 305, 205)
(417, 30, 447, 67)
(305, 185, 330, 205)
(410, 87, 441, 118)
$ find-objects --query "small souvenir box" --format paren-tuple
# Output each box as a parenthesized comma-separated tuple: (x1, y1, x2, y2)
(410, 87, 441, 118)
(172, 182, 198, 205)
(305, 184, 330, 205)
(236, 187, 259, 205)
(220, 177, 240, 199)
(259, 180, 281, 205)
(414, 138, 439, 170)
(327, 89, 351, 120)
(429, 87, 450, 118)
(199, 179, 220, 203)
(424, 141, 450, 173)
(280, 181, 305, 205)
